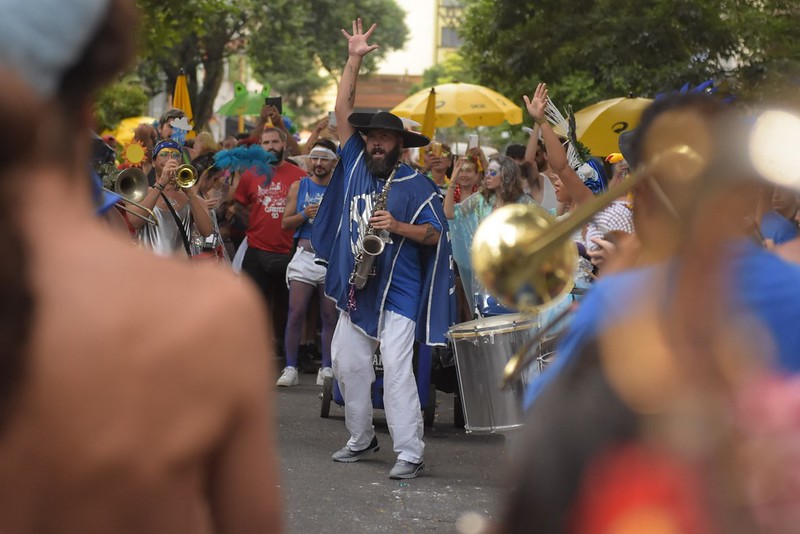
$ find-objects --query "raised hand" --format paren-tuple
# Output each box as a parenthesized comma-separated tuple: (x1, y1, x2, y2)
(341, 18, 379, 58)
(523, 83, 548, 124)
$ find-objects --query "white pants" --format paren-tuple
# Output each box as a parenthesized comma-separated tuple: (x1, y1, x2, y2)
(332, 311, 424, 463)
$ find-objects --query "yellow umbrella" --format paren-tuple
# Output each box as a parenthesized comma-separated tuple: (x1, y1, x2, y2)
(420, 88, 437, 137)
(392, 82, 522, 127)
(172, 71, 193, 123)
(418, 88, 437, 165)
(172, 71, 195, 139)
(574, 96, 653, 157)
(102, 116, 157, 145)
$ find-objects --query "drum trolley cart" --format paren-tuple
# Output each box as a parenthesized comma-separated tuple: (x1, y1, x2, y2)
(320, 343, 437, 428)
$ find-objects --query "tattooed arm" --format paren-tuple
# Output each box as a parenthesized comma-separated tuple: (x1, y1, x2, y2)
(336, 18, 379, 142)
(369, 210, 442, 245)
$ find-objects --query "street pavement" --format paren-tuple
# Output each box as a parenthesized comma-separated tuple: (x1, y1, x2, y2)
(274, 372, 510, 533)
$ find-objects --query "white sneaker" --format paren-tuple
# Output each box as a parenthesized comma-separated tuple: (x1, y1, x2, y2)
(316, 366, 333, 386)
(277, 366, 299, 387)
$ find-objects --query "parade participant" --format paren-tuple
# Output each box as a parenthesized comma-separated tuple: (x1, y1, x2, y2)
(253, 103, 302, 158)
(450, 149, 483, 206)
(423, 142, 453, 190)
(445, 155, 532, 315)
(587, 153, 636, 272)
(157, 108, 186, 141)
(525, 93, 800, 409)
(234, 127, 307, 358)
(761, 186, 799, 246)
(503, 94, 800, 533)
(278, 139, 339, 387)
(133, 122, 158, 185)
(127, 139, 214, 257)
(312, 19, 452, 480)
(0, 0, 281, 531)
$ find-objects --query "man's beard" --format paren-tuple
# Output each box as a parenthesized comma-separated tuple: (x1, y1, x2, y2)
(268, 148, 284, 162)
(313, 165, 330, 179)
(365, 144, 401, 178)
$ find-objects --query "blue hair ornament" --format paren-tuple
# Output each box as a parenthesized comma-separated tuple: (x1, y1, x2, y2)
(214, 145, 276, 186)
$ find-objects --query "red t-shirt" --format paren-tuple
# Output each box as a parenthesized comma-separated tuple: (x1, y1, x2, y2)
(234, 162, 306, 254)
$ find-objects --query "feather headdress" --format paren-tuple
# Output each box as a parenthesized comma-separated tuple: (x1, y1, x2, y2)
(214, 145, 276, 184)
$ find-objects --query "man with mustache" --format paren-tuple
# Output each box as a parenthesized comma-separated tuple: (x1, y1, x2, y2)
(311, 19, 453, 480)
(278, 139, 340, 387)
(234, 127, 307, 361)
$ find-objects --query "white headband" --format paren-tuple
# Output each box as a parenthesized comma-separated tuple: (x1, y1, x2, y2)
(2, 0, 110, 97)
(309, 147, 338, 160)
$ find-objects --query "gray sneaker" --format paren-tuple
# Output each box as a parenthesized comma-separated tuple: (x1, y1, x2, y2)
(331, 436, 379, 463)
(389, 459, 424, 479)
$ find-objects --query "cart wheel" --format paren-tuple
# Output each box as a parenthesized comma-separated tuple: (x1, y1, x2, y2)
(320, 376, 333, 418)
(423, 384, 436, 429)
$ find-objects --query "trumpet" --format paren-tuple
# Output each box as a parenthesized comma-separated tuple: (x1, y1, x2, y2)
(174, 164, 198, 189)
(105, 167, 158, 226)
(471, 144, 704, 387)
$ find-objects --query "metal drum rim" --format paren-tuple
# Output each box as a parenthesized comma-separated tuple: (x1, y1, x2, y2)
(447, 313, 539, 339)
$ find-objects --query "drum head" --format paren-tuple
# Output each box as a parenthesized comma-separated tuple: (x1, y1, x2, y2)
(448, 313, 539, 339)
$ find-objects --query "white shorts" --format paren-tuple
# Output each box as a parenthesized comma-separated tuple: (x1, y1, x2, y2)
(286, 247, 326, 287)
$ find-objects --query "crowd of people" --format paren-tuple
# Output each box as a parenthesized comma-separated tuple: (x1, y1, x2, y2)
(5, 0, 800, 531)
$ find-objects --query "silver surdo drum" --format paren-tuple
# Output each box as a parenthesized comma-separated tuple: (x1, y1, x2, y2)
(448, 313, 539, 433)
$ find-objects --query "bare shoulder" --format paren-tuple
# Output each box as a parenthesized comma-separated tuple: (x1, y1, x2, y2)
(80, 234, 273, 391)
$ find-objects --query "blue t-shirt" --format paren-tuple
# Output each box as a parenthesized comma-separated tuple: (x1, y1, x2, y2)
(295, 177, 327, 240)
(525, 242, 800, 408)
(761, 210, 798, 245)
(385, 203, 440, 320)
(338, 135, 443, 321)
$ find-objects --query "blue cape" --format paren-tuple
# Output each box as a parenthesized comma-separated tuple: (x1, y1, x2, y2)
(312, 138, 454, 345)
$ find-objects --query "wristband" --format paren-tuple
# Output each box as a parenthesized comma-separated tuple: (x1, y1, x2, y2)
(302, 211, 310, 221)
(155, 183, 165, 191)
(535, 117, 548, 126)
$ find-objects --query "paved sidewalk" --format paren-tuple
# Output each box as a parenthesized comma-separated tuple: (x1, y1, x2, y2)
(275, 373, 510, 533)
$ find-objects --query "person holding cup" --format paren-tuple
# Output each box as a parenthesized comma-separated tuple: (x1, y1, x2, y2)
(278, 139, 340, 386)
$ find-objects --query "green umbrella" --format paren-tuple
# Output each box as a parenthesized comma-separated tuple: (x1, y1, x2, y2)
(216, 82, 271, 117)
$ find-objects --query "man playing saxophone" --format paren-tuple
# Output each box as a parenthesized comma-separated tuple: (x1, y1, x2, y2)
(312, 18, 453, 480)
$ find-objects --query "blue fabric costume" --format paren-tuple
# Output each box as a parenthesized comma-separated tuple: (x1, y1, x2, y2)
(524, 242, 800, 408)
(312, 135, 454, 346)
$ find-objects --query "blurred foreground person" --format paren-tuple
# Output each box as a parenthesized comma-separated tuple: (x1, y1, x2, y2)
(502, 94, 800, 533)
(0, 1, 282, 532)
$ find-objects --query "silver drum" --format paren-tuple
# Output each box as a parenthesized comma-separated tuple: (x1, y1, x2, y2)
(448, 313, 539, 433)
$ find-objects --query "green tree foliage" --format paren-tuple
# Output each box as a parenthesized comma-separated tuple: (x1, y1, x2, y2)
(132, 0, 406, 129)
(728, 0, 800, 103)
(247, 0, 408, 121)
(94, 77, 150, 132)
(136, 0, 251, 131)
(459, 0, 800, 109)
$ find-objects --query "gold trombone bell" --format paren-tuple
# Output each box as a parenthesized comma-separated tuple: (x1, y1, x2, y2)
(473, 144, 704, 386)
(106, 167, 158, 226)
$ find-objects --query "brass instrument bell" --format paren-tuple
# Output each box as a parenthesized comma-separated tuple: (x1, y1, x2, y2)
(472, 203, 578, 312)
(113, 167, 149, 202)
(175, 164, 198, 189)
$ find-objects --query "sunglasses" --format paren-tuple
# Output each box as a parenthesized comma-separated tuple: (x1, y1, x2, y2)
(157, 150, 182, 160)
(487, 168, 500, 177)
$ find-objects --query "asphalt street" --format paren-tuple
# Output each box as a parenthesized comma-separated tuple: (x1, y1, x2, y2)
(274, 372, 511, 533)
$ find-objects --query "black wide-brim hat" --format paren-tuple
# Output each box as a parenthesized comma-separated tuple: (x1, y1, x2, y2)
(348, 111, 430, 148)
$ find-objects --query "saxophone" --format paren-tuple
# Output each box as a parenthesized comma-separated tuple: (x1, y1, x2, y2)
(350, 164, 400, 289)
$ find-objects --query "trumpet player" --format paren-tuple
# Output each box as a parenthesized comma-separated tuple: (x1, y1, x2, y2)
(127, 139, 214, 256)
(312, 19, 453, 480)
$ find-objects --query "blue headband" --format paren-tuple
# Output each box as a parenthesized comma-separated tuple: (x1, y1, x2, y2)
(1, 1, 110, 97)
(153, 140, 182, 158)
